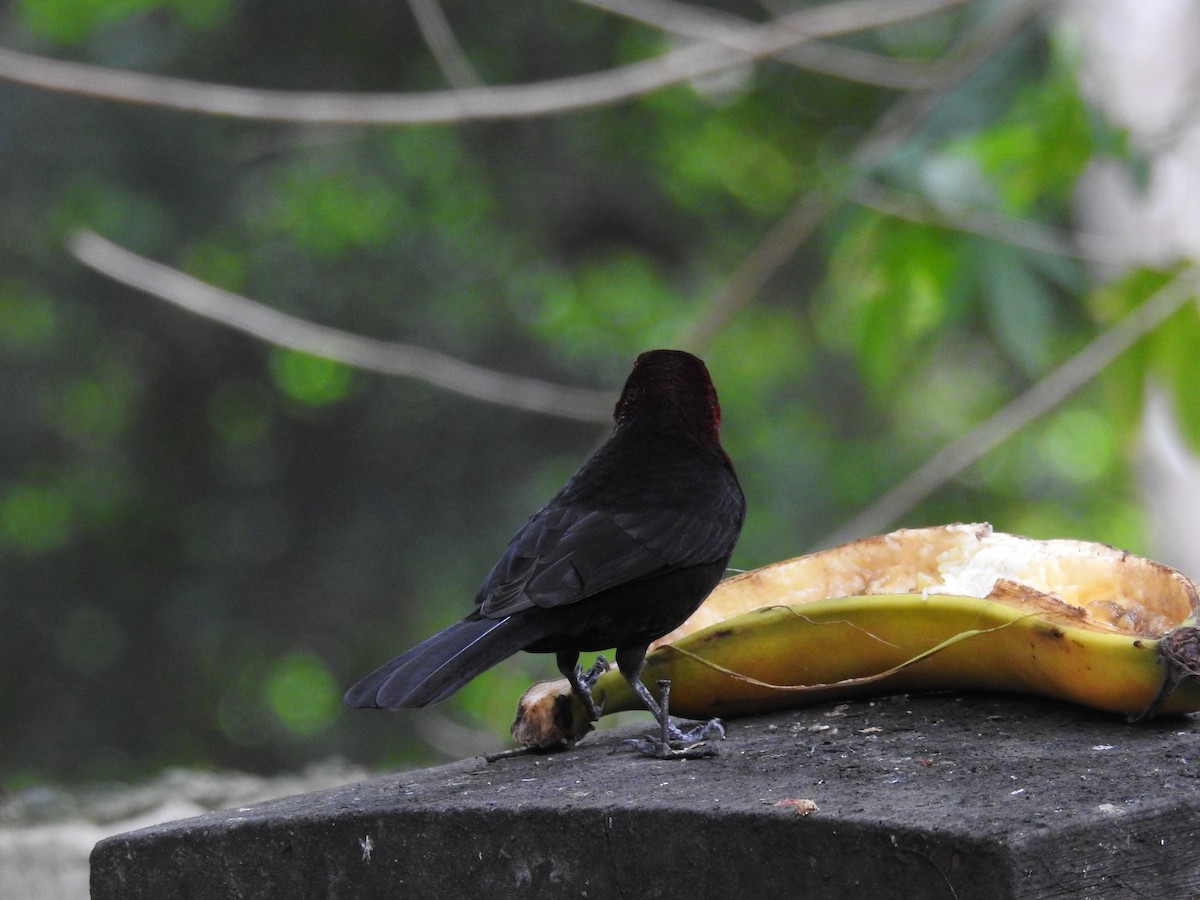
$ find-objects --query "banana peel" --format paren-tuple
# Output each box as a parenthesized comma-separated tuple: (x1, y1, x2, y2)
(511, 523, 1200, 749)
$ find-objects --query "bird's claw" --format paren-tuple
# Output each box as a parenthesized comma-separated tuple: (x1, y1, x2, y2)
(570, 656, 610, 722)
(614, 732, 720, 760)
(582, 655, 610, 689)
(666, 717, 724, 743)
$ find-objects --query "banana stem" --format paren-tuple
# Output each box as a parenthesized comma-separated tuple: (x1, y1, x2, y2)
(1130, 625, 1200, 723)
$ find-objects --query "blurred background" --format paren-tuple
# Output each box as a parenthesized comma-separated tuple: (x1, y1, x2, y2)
(2, 0, 1199, 787)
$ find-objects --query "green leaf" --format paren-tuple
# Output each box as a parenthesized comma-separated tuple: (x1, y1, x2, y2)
(947, 45, 1096, 215)
(821, 215, 957, 392)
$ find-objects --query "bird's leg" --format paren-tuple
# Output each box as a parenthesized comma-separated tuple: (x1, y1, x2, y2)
(556, 651, 606, 722)
(613, 646, 724, 759)
(657, 679, 672, 750)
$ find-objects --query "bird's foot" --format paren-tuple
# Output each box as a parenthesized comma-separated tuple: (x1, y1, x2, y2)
(615, 679, 723, 759)
(616, 728, 722, 759)
(570, 655, 610, 722)
(582, 655, 609, 689)
(669, 717, 725, 744)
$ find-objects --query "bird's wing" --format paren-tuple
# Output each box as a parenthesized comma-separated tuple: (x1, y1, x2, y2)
(476, 482, 742, 618)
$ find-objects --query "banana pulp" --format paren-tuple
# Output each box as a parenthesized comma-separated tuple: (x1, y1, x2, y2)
(512, 523, 1200, 749)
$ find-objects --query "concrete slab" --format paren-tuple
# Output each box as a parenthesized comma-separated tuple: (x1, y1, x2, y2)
(91, 693, 1200, 898)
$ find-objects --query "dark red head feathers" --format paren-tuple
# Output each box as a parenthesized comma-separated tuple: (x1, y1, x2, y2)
(613, 349, 722, 439)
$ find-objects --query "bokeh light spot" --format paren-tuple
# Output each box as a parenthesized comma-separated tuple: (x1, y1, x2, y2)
(1038, 408, 1116, 484)
(269, 349, 353, 406)
(0, 483, 74, 553)
(264, 652, 340, 737)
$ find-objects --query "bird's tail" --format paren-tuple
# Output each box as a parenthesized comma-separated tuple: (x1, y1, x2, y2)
(343, 614, 539, 709)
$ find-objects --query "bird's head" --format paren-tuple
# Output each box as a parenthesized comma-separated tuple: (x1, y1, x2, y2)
(613, 349, 722, 440)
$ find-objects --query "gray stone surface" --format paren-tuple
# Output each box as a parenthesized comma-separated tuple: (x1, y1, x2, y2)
(92, 694, 1200, 899)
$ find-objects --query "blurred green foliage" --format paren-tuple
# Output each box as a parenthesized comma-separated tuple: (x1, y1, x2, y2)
(269, 349, 355, 407)
(1, 0, 1198, 785)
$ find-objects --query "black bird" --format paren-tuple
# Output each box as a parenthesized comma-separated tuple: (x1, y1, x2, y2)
(344, 349, 745, 756)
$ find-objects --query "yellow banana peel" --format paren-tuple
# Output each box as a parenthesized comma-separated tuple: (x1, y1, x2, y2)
(512, 523, 1200, 749)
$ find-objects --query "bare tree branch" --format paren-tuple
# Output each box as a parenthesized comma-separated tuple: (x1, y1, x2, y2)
(820, 269, 1200, 547)
(67, 230, 615, 423)
(0, 0, 966, 124)
(850, 180, 1126, 262)
(780, 38, 946, 89)
(406, 0, 483, 89)
(675, 0, 1045, 351)
(577, 0, 943, 89)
